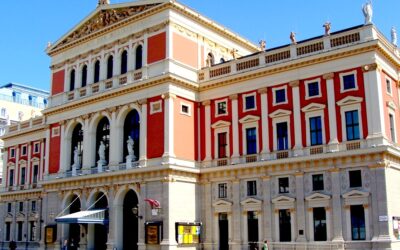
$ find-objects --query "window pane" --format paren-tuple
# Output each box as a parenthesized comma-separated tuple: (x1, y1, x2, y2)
(308, 82, 319, 97)
(246, 128, 257, 154)
(245, 96, 255, 110)
(276, 89, 286, 103)
(343, 74, 356, 90)
(277, 122, 288, 150)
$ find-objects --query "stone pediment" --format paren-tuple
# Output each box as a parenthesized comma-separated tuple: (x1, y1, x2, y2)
(387, 101, 397, 110)
(212, 199, 233, 207)
(240, 197, 262, 206)
(269, 109, 292, 118)
(31, 157, 40, 162)
(48, 2, 163, 53)
(342, 190, 369, 199)
(239, 115, 260, 124)
(7, 162, 15, 168)
(305, 192, 331, 201)
(272, 195, 295, 204)
(211, 120, 231, 128)
(19, 159, 27, 165)
(212, 199, 233, 213)
(336, 96, 363, 106)
(301, 103, 326, 112)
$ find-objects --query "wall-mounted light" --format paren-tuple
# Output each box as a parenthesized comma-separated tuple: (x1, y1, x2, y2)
(131, 206, 143, 219)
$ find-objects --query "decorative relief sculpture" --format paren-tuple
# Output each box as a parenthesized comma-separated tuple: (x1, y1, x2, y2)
(362, 1, 373, 25)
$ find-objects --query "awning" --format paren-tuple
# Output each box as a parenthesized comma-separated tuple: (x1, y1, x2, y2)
(55, 209, 108, 225)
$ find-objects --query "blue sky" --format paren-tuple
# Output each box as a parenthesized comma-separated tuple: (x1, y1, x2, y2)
(0, 0, 399, 91)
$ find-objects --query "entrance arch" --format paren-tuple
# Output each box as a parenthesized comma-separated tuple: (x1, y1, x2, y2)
(69, 195, 81, 247)
(123, 190, 139, 249)
(91, 192, 108, 250)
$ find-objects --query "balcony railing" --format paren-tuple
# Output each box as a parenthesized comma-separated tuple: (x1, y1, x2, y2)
(6, 116, 45, 134)
(198, 25, 383, 83)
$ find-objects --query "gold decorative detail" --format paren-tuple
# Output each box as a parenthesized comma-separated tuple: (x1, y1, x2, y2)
(363, 204, 369, 209)
(258, 88, 267, 94)
(162, 93, 177, 100)
(202, 100, 211, 106)
(307, 208, 314, 212)
(289, 80, 300, 87)
(323, 72, 334, 80)
(362, 63, 379, 72)
(138, 98, 148, 105)
(229, 94, 238, 100)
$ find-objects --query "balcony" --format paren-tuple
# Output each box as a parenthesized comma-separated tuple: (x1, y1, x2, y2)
(6, 116, 45, 135)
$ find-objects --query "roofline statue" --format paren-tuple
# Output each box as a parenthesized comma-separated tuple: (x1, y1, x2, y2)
(362, 0, 373, 25)
(391, 27, 398, 47)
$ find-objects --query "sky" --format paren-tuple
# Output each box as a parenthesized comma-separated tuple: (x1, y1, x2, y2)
(0, 0, 399, 91)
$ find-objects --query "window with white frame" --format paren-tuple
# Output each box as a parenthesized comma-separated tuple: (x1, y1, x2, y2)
(247, 180, 257, 196)
(20, 167, 26, 185)
(21, 145, 27, 156)
(10, 148, 15, 158)
(270, 110, 291, 151)
(338, 96, 363, 142)
(309, 116, 323, 146)
(218, 183, 227, 198)
(273, 86, 287, 105)
(213, 121, 230, 159)
(340, 71, 358, 92)
(345, 110, 360, 141)
(240, 116, 260, 155)
(277, 122, 288, 150)
(305, 79, 321, 99)
(389, 113, 396, 143)
(9, 169, 14, 186)
(278, 177, 289, 193)
(217, 132, 228, 158)
(246, 128, 257, 155)
(215, 99, 228, 116)
(33, 142, 40, 154)
(386, 78, 392, 95)
(243, 93, 256, 111)
(180, 102, 191, 116)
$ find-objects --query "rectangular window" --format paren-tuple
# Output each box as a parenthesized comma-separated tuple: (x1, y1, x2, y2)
(389, 114, 396, 143)
(21, 145, 27, 156)
(33, 142, 40, 154)
(31, 201, 36, 212)
(275, 89, 286, 104)
(218, 183, 227, 198)
(7, 203, 11, 213)
(277, 122, 288, 150)
(279, 209, 291, 242)
(20, 167, 26, 185)
(10, 148, 15, 158)
(351, 205, 366, 240)
(349, 170, 362, 188)
(245, 95, 256, 110)
(343, 74, 356, 90)
(180, 103, 191, 116)
(9, 169, 14, 186)
(308, 81, 319, 97)
(17, 222, 23, 241)
(217, 132, 227, 158)
(5, 222, 11, 241)
(345, 110, 360, 141)
(30, 222, 36, 241)
(246, 128, 257, 155)
(19, 202, 24, 212)
(247, 180, 257, 196)
(33, 164, 39, 184)
(313, 207, 327, 241)
(278, 177, 289, 194)
(312, 174, 324, 191)
(217, 101, 227, 115)
(386, 78, 392, 94)
(310, 116, 323, 146)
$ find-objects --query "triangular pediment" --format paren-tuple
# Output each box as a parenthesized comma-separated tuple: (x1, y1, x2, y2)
(269, 109, 292, 118)
(212, 199, 233, 207)
(7, 162, 15, 168)
(336, 96, 363, 106)
(31, 157, 40, 162)
(387, 101, 397, 110)
(272, 195, 295, 204)
(240, 197, 262, 206)
(239, 115, 260, 124)
(305, 192, 331, 201)
(19, 159, 27, 165)
(48, 1, 165, 53)
(342, 190, 369, 199)
(301, 103, 326, 112)
(211, 120, 231, 128)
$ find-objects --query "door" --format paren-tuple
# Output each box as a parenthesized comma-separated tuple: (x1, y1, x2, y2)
(279, 209, 291, 242)
(219, 213, 229, 250)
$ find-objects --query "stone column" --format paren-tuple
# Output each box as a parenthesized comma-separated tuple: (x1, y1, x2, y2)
(108, 108, 119, 167)
(87, 57, 94, 85)
(138, 182, 147, 250)
(326, 207, 332, 241)
(295, 172, 306, 241)
(39, 139, 45, 181)
(203, 182, 213, 250)
(242, 211, 248, 247)
(39, 194, 48, 249)
(231, 180, 241, 250)
(203, 101, 212, 165)
(160, 178, 178, 250)
(59, 121, 66, 174)
(258, 88, 270, 159)
(262, 176, 272, 242)
(290, 80, 303, 156)
(308, 208, 314, 241)
(81, 116, 91, 170)
(290, 209, 296, 242)
(162, 93, 176, 164)
(100, 53, 107, 81)
(324, 73, 339, 151)
(139, 99, 148, 167)
(274, 209, 279, 241)
(2, 147, 8, 188)
(107, 187, 117, 250)
(27, 144, 32, 186)
(330, 168, 344, 241)
(364, 204, 371, 240)
(44, 127, 51, 178)
(14, 147, 19, 187)
(230, 94, 240, 163)
(363, 63, 386, 146)
(344, 205, 351, 241)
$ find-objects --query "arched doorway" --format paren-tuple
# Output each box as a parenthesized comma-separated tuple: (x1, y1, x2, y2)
(123, 190, 139, 250)
(94, 192, 108, 250)
(96, 117, 110, 164)
(123, 110, 140, 162)
(69, 195, 81, 247)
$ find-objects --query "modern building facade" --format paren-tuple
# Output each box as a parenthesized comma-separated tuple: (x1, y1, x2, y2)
(1, 0, 400, 250)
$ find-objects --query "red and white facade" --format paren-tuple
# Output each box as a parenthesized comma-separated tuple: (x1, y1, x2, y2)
(1, 1, 400, 250)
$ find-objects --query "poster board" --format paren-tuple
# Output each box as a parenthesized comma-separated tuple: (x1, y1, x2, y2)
(145, 221, 162, 244)
(175, 222, 201, 245)
(45, 225, 57, 244)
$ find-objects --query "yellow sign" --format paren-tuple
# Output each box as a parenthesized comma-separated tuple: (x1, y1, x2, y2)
(45, 227, 54, 243)
(176, 224, 201, 244)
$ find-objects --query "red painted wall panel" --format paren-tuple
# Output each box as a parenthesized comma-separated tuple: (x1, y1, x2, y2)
(147, 96, 164, 158)
(51, 70, 65, 95)
(174, 96, 196, 160)
(49, 124, 61, 174)
(381, 71, 400, 142)
(147, 32, 166, 64)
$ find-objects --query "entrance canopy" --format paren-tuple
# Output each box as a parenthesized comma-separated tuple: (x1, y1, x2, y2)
(55, 209, 108, 225)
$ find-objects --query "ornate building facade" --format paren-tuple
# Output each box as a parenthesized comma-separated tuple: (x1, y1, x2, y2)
(1, 0, 400, 250)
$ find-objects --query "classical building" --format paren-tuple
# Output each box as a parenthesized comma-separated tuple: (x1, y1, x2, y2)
(1, 0, 400, 250)
(0, 83, 48, 183)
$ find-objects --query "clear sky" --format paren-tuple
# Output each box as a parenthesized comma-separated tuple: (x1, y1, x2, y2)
(0, 0, 399, 91)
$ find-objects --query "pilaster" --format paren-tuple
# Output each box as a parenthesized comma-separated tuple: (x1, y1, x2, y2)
(262, 176, 272, 242)
(324, 73, 339, 151)
(230, 94, 240, 163)
(258, 88, 270, 159)
(295, 172, 306, 241)
(139, 99, 148, 167)
(44, 127, 50, 177)
(330, 168, 344, 241)
(231, 180, 241, 249)
(162, 93, 176, 163)
(160, 178, 178, 250)
(108, 108, 119, 167)
(289, 81, 303, 156)
(203, 100, 212, 164)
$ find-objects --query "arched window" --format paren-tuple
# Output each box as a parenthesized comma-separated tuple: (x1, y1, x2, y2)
(107, 56, 113, 79)
(94, 60, 100, 83)
(121, 50, 128, 74)
(71, 124, 83, 169)
(135, 45, 143, 70)
(69, 69, 75, 91)
(124, 110, 140, 162)
(81, 65, 88, 87)
(96, 117, 110, 164)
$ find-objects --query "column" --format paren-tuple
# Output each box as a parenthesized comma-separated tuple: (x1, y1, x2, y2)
(308, 208, 314, 241)
(289, 80, 303, 156)
(326, 207, 332, 241)
(258, 88, 270, 159)
(363, 63, 386, 146)
(44, 127, 50, 177)
(106, 187, 117, 250)
(203, 101, 212, 164)
(142, 33, 149, 78)
(262, 177, 272, 242)
(330, 168, 344, 241)
(274, 209, 280, 241)
(162, 93, 176, 163)
(324, 73, 339, 151)
(59, 122, 66, 173)
(138, 182, 147, 250)
(82, 116, 92, 170)
(160, 178, 178, 250)
(290, 209, 296, 242)
(230, 95, 240, 163)
(242, 211, 248, 247)
(2, 147, 8, 188)
(364, 205, 371, 240)
(213, 212, 219, 249)
(345, 205, 351, 241)
(14, 147, 19, 188)
(164, 22, 172, 73)
(87, 57, 94, 85)
(139, 99, 148, 167)
(231, 180, 241, 250)
(26, 144, 32, 186)
(39, 139, 45, 181)
(295, 172, 306, 241)
(39, 194, 48, 248)
(203, 182, 213, 249)
(100, 53, 107, 81)
(108, 108, 119, 167)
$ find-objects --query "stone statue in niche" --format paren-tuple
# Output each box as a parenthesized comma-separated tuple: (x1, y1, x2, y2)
(126, 136, 136, 168)
(72, 146, 80, 168)
(98, 141, 106, 162)
(362, 0, 373, 25)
